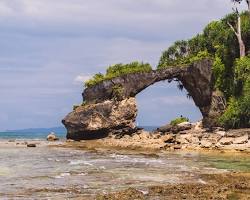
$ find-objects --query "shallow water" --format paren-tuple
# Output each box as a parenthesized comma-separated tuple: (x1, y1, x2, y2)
(0, 145, 249, 199)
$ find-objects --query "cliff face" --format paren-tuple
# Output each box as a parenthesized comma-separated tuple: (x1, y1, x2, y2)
(63, 59, 226, 140)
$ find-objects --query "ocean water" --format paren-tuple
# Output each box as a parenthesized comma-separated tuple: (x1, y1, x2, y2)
(0, 126, 158, 140)
(0, 145, 249, 199)
(0, 127, 66, 139)
(0, 131, 66, 140)
(0, 127, 249, 199)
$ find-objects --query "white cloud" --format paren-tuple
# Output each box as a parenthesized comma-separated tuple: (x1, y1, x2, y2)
(0, 0, 240, 130)
(74, 74, 91, 84)
(145, 96, 194, 106)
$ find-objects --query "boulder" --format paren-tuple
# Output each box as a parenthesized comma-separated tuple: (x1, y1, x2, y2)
(157, 122, 192, 134)
(233, 134, 249, 144)
(219, 137, 234, 145)
(157, 124, 172, 133)
(161, 134, 175, 143)
(200, 140, 213, 148)
(226, 129, 250, 138)
(47, 132, 59, 141)
(27, 144, 36, 148)
(62, 98, 137, 140)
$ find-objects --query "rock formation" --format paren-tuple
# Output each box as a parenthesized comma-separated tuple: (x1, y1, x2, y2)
(63, 59, 226, 140)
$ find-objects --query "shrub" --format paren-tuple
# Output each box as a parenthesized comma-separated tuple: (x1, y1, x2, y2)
(112, 85, 124, 100)
(219, 98, 241, 129)
(85, 62, 152, 87)
(170, 117, 189, 126)
(157, 50, 211, 69)
(219, 92, 250, 129)
(212, 56, 225, 91)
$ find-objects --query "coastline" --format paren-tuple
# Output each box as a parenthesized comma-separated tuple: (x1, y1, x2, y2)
(0, 138, 250, 199)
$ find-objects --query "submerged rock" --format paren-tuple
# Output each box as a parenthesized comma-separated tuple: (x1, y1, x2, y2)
(47, 132, 59, 141)
(27, 144, 36, 148)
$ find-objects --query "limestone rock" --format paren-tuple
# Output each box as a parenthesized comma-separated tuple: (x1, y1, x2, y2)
(233, 134, 248, 144)
(63, 59, 227, 140)
(219, 137, 234, 145)
(157, 122, 192, 134)
(200, 140, 213, 148)
(27, 144, 36, 148)
(47, 132, 59, 141)
(62, 98, 137, 140)
(226, 129, 250, 138)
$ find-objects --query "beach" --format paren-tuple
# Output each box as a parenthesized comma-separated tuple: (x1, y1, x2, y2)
(0, 139, 249, 199)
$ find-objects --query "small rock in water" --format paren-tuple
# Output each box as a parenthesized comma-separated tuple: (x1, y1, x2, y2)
(47, 132, 59, 141)
(27, 144, 36, 148)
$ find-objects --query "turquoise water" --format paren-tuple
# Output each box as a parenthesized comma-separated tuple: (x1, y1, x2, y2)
(0, 126, 157, 140)
(0, 131, 66, 139)
(0, 146, 249, 199)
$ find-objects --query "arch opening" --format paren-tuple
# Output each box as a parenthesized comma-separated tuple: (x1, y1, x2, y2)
(136, 81, 202, 131)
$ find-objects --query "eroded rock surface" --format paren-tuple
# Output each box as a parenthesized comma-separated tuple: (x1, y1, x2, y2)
(63, 98, 137, 140)
(63, 59, 226, 140)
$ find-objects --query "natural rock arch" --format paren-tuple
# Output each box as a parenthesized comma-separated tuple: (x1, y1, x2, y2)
(63, 59, 226, 140)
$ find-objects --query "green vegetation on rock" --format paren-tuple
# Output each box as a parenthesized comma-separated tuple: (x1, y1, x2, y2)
(159, 11, 250, 129)
(82, 10, 250, 129)
(219, 56, 250, 129)
(85, 62, 152, 88)
(170, 117, 189, 126)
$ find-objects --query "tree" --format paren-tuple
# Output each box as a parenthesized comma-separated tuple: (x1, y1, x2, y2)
(228, 2, 246, 57)
(232, 0, 250, 13)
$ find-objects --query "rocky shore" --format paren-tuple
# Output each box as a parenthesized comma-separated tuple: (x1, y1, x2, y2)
(96, 172, 250, 200)
(64, 123, 250, 154)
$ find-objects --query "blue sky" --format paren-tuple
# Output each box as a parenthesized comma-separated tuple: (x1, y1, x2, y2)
(0, 0, 241, 130)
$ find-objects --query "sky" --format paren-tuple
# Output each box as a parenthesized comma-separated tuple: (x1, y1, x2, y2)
(0, 0, 243, 130)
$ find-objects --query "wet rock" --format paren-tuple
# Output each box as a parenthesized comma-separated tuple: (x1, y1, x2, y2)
(27, 144, 36, 148)
(96, 188, 144, 200)
(47, 132, 59, 141)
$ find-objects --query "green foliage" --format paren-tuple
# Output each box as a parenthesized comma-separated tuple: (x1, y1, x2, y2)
(170, 117, 189, 126)
(158, 11, 250, 129)
(219, 93, 250, 129)
(212, 56, 225, 91)
(85, 62, 152, 87)
(84, 73, 105, 88)
(112, 85, 124, 99)
(235, 56, 250, 88)
(219, 57, 250, 128)
(158, 49, 211, 69)
(158, 12, 250, 99)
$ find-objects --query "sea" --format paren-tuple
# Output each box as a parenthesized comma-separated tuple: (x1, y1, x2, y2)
(0, 127, 67, 140)
(0, 126, 157, 140)
(0, 126, 250, 199)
